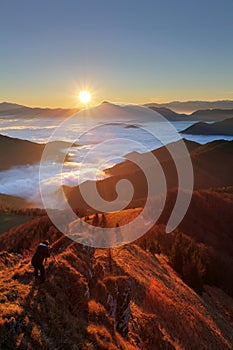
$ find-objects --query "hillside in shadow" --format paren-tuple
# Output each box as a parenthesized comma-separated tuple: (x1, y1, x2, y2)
(181, 118, 233, 136)
(0, 134, 78, 171)
(65, 139, 233, 212)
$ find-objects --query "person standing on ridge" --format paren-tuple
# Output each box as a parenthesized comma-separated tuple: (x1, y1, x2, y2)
(31, 240, 50, 283)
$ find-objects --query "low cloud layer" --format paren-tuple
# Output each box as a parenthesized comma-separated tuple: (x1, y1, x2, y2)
(1, 111, 232, 208)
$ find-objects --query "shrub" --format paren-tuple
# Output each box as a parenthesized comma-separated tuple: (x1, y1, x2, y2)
(170, 235, 206, 294)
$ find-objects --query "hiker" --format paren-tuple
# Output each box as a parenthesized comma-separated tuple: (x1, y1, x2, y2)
(31, 240, 50, 282)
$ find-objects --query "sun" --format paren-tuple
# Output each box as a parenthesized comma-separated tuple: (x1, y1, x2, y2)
(79, 90, 91, 104)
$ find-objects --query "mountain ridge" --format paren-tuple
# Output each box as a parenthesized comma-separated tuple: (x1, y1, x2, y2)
(0, 102, 79, 118)
(0, 134, 78, 171)
(181, 117, 233, 136)
(2, 100, 233, 120)
(0, 203, 233, 349)
(145, 100, 233, 113)
(1, 136, 233, 348)
(65, 139, 233, 213)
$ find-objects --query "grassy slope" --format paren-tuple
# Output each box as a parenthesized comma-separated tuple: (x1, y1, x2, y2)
(0, 243, 232, 349)
(0, 193, 34, 234)
(0, 193, 32, 210)
(0, 209, 233, 349)
(0, 212, 33, 234)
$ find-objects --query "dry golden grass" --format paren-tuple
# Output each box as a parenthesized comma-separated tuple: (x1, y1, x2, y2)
(111, 245, 233, 349)
(0, 208, 233, 349)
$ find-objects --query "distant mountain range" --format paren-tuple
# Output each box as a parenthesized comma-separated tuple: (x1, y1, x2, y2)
(181, 117, 233, 136)
(2, 100, 233, 121)
(0, 100, 184, 122)
(5, 99, 232, 116)
(146, 106, 189, 120)
(148, 106, 233, 121)
(145, 100, 233, 113)
(72, 101, 169, 122)
(189, 108, 233, 120)
(0, 102, 79, 118)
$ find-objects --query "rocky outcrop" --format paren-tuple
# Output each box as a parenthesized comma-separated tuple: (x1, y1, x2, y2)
(90, 274, 132, 338)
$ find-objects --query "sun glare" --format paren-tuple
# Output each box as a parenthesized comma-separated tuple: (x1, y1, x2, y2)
(79, 90, 91, 104)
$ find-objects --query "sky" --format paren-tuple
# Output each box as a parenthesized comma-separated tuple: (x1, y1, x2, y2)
(0, 0, 233, 108)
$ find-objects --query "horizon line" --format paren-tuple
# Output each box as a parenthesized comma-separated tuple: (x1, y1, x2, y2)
(1, 98, 233, 110)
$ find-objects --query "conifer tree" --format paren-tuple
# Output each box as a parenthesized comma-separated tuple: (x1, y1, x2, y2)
(170, 233, 184, 274)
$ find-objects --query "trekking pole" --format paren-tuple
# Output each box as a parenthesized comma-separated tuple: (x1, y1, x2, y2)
(51, 252, 58, 263)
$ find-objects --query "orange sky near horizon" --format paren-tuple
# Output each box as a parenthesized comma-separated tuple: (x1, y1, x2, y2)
(1, 2, 233, 110)
(2, 88, 233, 110)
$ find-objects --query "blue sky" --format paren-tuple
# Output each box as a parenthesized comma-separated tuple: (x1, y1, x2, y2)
(0, 0, 233, 107)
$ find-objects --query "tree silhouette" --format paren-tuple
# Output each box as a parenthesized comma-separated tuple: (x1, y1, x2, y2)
(170, 233, 184, 274)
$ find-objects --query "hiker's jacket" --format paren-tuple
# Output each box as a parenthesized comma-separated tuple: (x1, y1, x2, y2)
(31, 243, 50, 267)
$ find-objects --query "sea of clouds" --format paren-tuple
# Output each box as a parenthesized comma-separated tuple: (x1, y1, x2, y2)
(0, 113, 232, 208)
